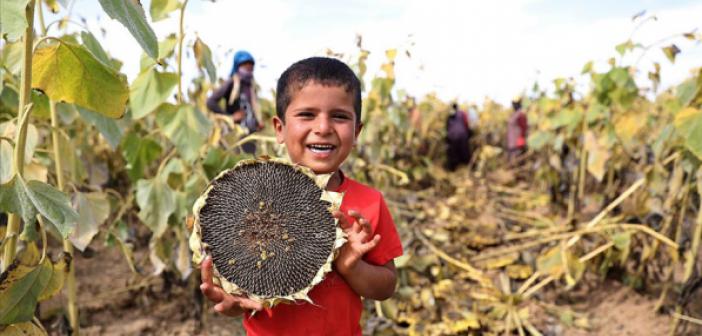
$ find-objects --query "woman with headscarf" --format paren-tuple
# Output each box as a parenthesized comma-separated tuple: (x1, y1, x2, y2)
(206, 50, 262, 154)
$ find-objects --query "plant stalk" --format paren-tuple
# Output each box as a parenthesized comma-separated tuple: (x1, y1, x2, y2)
(2, 0, 36, 273)
(671, 166, 702, 335)
(50, 101, 80, 335)
(576, 116, 588, 202)
(176, 0, 189, 104)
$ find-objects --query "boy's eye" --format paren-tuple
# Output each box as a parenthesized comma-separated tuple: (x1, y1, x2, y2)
(332, 112, 352, 120)
(296, 111, 315, 118)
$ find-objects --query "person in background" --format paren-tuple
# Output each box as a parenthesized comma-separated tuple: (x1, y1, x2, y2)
(206, 50, 263, 154)
(506, 97, 528, 162)
(446, 102, 472, 171)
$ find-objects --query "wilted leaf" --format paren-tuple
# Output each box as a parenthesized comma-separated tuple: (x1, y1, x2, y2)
(0, 257, 62, 324)
(121, 132, 163, 181)
(129, 67, 178, 119)
(584, 131, 610, 181)
(673, 107, 702, 160)
(443, 310, 480, 333)
(23, 162, 48, 184)
(385, 48, 397, 61)
(662, 44, 681, 63)
(506, 264, 533, 279)
(194, 37, 217, 83)
(70, 192, 110, 251)
(43, 0, 61, 13)
(136, 175, 176, 237)
(0, 139, 12, 184)
(57, 129, 86, 183)
(98, 0, 158, 59)
(76, 106, 124, 149)
(1, 122, 39, 165)
(0, 0, 31, 42)
(615, 40, 634, 55)
(150, 0, 181, 22)
(527, 131, 554, 150)
(37, 254, 68, 301)
(175, 228, 191, 280)
(537, 246, 584, 285)
(32, 40, 129, 118)
(149, 235, 172, 275)
(0, 321, 45, 335)
(614, 112, 646, 143)
(156, 104, 211, 162)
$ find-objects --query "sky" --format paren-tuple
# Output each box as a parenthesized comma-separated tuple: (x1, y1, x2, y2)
(45, 0, 702, 104)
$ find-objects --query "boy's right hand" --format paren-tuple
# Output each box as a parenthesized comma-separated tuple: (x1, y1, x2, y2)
(200, 256, 263, 316)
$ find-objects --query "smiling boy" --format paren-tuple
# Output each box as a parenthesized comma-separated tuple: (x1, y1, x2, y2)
(199, 57, 403, 335)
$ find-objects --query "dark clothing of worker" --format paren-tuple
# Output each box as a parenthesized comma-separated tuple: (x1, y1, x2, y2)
(446, 107, 472, 171)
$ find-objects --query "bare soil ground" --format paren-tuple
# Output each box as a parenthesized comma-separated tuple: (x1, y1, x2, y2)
(37, 241, 701, 336)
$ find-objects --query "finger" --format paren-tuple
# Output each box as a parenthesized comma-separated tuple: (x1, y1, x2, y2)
(200, 282, 225, 303)
(347, 210, 365, 223)
(357, 217, 372, 237)
(234, 296, 264, 311)
(214, 298, 240, 317)
(201, 256, 214, 285)
(333, 211, 351, 229)
(360, 234, 381, 253)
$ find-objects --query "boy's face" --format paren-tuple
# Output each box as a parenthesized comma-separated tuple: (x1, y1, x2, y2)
(273, 82, 362, 174)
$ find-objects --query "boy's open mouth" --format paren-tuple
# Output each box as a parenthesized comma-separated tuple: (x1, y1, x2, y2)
(307, 144, 336, 154)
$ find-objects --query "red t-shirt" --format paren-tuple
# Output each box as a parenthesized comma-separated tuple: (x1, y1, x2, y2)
(243, 175, 404, 336)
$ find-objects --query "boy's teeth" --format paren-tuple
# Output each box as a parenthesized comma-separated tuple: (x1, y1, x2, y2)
(308, 144, 334, 153)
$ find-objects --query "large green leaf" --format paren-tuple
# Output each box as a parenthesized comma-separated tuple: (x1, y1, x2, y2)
(676, 79, 700, 108)
(80, 31, 114, 69)
(0, 176, 35, 229)
(70, 192, 110, 252)
(136, 175, 176, 238)
(150, 0, 181, 22)
(194, 37, 217, 83)
(32, 40, 129, 118)
(97, 0, 158, 59)
(674, 107, 702, 160)
(0, 176, 79, 239)
(121, 132, 163, 181)
(140, 34, 178, 70)
(129, 68, 178, 119)
(0, 0, 31, 42)
(76, 106, 123, 149)
(156, 104, 211, 162)
(0, 255, 68, 324)
(202, 147, 243, 180)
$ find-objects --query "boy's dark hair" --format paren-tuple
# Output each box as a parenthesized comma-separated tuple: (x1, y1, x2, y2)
(276, 57, 362, 124)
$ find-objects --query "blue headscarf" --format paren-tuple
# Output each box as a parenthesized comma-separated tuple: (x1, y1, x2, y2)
(229, 50, 255, 77)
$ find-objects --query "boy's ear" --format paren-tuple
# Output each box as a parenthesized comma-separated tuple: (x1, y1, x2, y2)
(273, 116, 285, 144)
(354, 122, 364, 145)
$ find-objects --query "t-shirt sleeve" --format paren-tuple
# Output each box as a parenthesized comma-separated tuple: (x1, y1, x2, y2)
(364, 195, 403, 266)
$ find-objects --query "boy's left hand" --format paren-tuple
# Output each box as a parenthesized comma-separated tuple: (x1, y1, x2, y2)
(333, 210, 381, 275)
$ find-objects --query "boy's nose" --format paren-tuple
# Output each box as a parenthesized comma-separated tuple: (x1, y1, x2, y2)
(314, 116, 332, 134)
